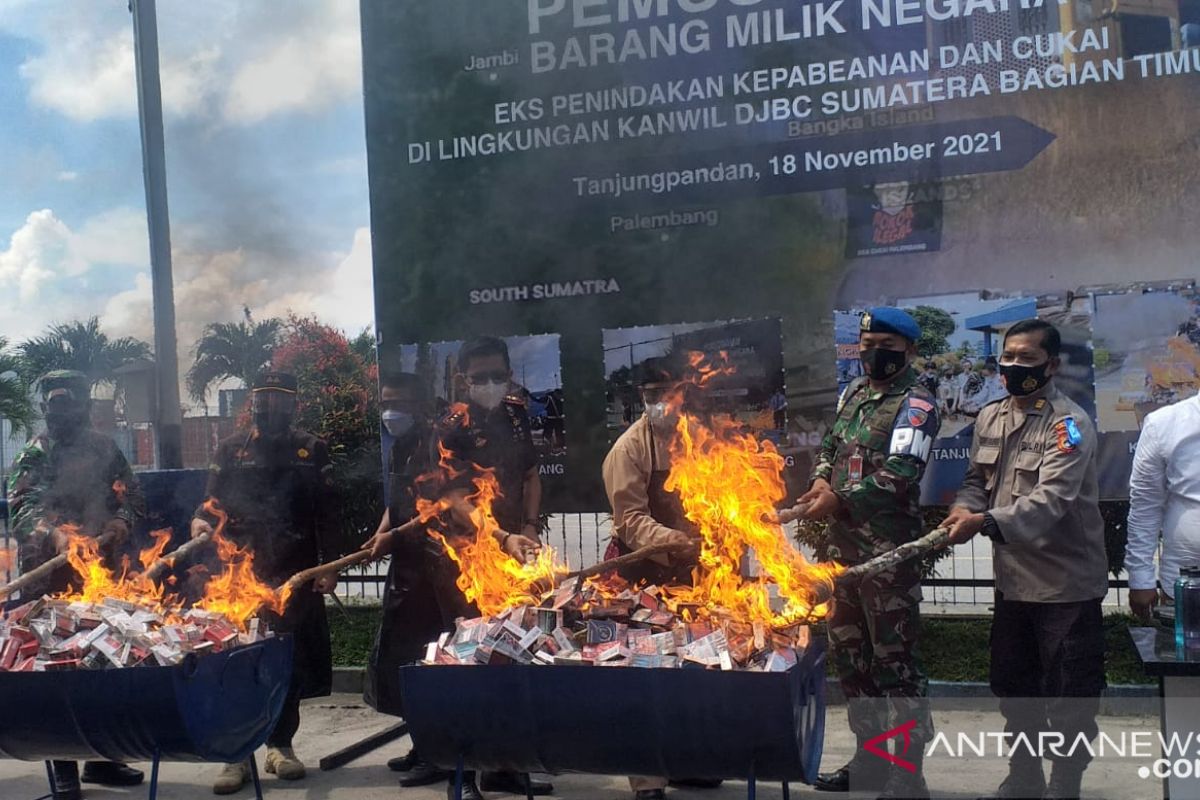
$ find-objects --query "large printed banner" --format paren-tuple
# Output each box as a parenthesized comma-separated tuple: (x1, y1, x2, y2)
(362, 0, 1200, 510)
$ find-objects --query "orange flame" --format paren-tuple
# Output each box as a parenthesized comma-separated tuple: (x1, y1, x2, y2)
(0, 543, 17, 575)
(191, 500, 289, 628)
(664, 412, 842, 625)
(417, 443, 563, 616)
(60, 525, 178, 611)
(51, 500, 290, 632)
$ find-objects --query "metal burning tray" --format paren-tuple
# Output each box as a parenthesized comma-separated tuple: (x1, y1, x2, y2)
(0, 635, 292, 799)
(400, 634, 825, 793)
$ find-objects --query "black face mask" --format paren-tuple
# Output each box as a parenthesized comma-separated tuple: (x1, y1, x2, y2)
(255, 411, 293, 437)
(45, 410, 87, 440)
(860, 348, 909, 381)
(1000, 362, 1051, 397)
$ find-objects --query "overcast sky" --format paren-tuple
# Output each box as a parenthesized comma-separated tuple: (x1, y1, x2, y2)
(0, 0, 374, 357)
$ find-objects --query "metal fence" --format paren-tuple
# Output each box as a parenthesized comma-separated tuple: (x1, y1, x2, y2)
(332, 513, 1137, 612)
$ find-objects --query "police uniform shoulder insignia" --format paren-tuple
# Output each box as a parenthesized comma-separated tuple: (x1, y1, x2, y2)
(908, 397, 935, 414)
(1034, 399, 1047, 411)
(1054, 416, 1083, 453)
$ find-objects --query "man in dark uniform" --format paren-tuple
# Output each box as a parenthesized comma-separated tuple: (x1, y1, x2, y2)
(361, 371, 451, 787)
(798, 308, 940, 800)
(434, 337, 551, 800)
(8, 370, 146, 800)
(190, 372, 337, 795)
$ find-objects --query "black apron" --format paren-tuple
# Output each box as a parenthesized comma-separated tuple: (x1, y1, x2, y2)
(218, 432, 332, 700)
(607, 423, 697, 587)
(365, 433, 467, 715)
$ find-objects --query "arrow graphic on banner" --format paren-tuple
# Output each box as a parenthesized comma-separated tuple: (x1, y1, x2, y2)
(573, 116, 1056, 207)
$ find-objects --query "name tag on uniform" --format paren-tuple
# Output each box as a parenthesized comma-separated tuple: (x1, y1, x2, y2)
(849, 454, 864, 483)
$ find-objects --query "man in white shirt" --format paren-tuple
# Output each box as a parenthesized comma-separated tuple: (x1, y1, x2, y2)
(1126, 394, 1200, 621)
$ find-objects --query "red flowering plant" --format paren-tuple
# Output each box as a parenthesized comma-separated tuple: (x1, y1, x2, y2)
(271, 314, 382, 558)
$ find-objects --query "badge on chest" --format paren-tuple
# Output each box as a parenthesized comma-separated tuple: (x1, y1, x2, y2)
(849, 454, 864, 483)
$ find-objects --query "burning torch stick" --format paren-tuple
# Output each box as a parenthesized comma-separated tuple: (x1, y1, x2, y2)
(772, 501, 813, 526)
(275, 515, 431, 595)
(807, 527, 952, 608)
(143, 532, 211, 582)
(0, 528, 123, 600)
(564, 542, 694, 582)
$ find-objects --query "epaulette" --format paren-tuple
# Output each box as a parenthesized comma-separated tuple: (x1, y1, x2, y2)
(503, 393, 527, 408)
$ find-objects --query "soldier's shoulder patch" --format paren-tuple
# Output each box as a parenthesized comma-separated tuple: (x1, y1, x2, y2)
(1054, 416, 1083, 453)
(908, 396, 935, 413)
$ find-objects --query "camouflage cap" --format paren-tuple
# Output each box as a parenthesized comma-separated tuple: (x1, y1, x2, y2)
(38, 370, 90, 401)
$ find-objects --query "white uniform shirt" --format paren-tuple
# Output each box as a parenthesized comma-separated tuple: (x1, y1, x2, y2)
(1126, 394, 1200, 598)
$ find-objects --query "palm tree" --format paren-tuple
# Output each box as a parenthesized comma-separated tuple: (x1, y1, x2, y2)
(0, 337, 35, 435)
(349, 326, 377, 367)
(186, 315, 282, 403)
(17, 317, 153, 391)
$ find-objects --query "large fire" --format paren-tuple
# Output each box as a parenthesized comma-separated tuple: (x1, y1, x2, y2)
(417, 441, 563, 616)
(665, 411, 841, 625)
(190, 501, 290, 626)
(53, 500, 287, 631)
(660, 353, 841, 626)
(413, 354, 840, 630)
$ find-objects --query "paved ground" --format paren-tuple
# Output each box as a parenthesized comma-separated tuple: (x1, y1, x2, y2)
(0, 695, 1166, 799)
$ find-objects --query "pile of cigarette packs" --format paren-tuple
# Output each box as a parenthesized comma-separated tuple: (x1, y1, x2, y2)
(0, 596, 271, 672)
(423, 579, 809, 672)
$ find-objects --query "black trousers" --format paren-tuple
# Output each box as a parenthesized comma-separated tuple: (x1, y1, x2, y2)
(267, 689, 302, 748)
(990, 593, 1106, 769)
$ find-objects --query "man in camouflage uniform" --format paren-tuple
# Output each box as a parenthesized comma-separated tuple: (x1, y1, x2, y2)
(8, 370, 146, 798)
(799, 308, 939, 800)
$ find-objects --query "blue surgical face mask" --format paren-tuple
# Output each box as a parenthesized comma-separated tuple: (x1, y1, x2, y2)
(382, 410, 415, 437)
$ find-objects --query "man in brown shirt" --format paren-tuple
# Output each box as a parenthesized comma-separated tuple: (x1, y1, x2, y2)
(602, 357, 704, 800)
(944, 319, 1108, 800)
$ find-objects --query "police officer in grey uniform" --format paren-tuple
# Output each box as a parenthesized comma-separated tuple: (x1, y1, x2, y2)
(944, 319, 1108, 800)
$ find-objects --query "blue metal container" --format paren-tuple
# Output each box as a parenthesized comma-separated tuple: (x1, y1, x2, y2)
(0, 635, 292, 764)
(400, 635, 826, 783)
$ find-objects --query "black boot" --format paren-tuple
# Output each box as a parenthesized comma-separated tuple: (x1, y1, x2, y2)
(1043, 762, 1085, 800)
(978, 756, 1046, 800)
(448, 771, 485, 800)
(50, 761, 82, 800)
(82, 761, 145, 786)
(400, 758, 453, 787)
(877, 752, 930, 800)
(815, 751, 889, 792)
(481, 771, 553, 795)
(388, 749, 419, 772)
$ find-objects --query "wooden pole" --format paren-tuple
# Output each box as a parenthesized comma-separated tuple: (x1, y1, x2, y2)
(564, 542, 689, 582)
(807, 527, 951, 607)
(143, 532, 210, 581)
(0, 529, 121, 600)
(276, 515, 429, 594)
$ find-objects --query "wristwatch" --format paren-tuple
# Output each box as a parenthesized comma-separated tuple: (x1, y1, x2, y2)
(981, 512, 1005, 543)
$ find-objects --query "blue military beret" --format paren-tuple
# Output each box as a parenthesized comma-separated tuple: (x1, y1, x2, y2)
(859, 307, 920, 342)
